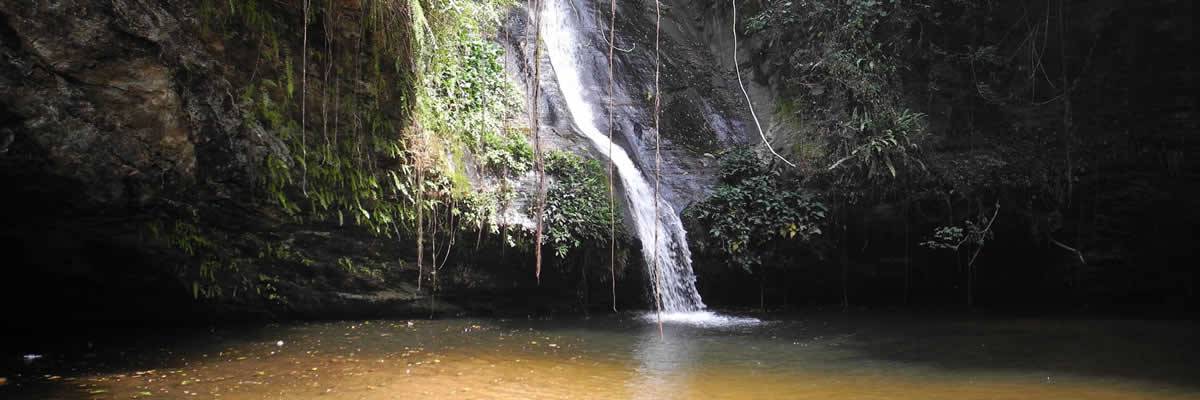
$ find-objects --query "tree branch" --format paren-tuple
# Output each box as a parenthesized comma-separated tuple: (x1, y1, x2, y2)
(1050, 237, 1087, 264)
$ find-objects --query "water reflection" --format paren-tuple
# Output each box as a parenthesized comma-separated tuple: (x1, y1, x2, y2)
(628, 312, 762, 399)
(3, 315, 1198, 399)
(630, 323, 695, 399)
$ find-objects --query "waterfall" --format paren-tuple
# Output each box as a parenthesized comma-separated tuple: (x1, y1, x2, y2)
(539, 0, 704, 312)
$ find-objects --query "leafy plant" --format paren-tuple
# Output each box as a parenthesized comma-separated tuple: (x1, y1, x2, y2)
(479, 127, 534, 175)
(921, 225, 965, 250)
(827, 108, 926, 179)
(421, 36, 526, 174)
(742, 1, 797, 35)
(536, 151, 624, 258)
(921, 201, 1000, 307)
(920, 204, 998, 253)
(688, 147, 827, 273)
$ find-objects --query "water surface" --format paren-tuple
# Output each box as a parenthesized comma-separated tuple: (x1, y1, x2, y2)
(3, 313, 1198, 399)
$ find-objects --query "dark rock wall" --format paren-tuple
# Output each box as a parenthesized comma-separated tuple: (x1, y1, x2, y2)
(0, 0, 263, 342)
(0, 1, 442, 328)
(5, 0, 1190, 320)
(0, 0, 643, 330)
(1, 0, 275, 207)
(679, 0, 1199, 311)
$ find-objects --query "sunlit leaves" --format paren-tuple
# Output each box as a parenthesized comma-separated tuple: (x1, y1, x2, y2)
(420, 36, 530, 175)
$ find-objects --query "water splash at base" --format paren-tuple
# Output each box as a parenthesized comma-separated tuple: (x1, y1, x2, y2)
(638, 311, 762, 328)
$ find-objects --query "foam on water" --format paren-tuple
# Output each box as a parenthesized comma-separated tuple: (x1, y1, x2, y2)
(638, 311, 762, 328)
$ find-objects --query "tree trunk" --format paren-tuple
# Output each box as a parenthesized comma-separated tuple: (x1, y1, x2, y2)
(967, 262, 974, 309)
(904, 199, 911, 305)
(958, 252, 971, 310)
(841, 199, 850, 311)
(841, 256, 849, 311)
(759, 275, 766, 313)
(416, 167, 424, 291)
(580, 253, 590, 316)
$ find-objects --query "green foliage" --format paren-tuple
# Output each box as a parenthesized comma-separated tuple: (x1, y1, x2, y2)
(744, 0, 925, 181)
(921, 218, 994, 252)
(744, 12, 770, 35)
(147, 218, 259, 301)
(479, 127, 534, 175)
(717, 145, 769, 182)
(201, 0, 419, 238)
(743, 1, 796, 35)
(687, 148, 826, 273)
(338, 256, 384, 281)
(458, 188, 512, 234)
(414, 0, 527, 177)
(921, 225, 965, 250)
(258, 241, 316, 267)
(185, 0, 526, 304)
(536, 151, 623, 258)
(420, 34, 529, 176)
(163, 220, 215, 257)
(201, 0, 528, 238)
(424, 38, 511, 141)
(254, 274, 286, 304)
(829, 108, 925, 180)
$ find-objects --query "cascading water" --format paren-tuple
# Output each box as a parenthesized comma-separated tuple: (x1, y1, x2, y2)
(539, 0, 705, 312)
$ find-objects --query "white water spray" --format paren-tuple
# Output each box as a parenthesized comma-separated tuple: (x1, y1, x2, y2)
(539, 0, 704, 312)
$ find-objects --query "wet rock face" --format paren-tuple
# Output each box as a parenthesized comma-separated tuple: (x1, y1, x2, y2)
(0, 0, 302, 324)
(502, 0, 752, 214)
(0, 0, 765, 322)
(0, 0, 599, 324)
(0, 0, 274, 206)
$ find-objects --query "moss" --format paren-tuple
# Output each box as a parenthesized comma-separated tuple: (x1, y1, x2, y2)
(177, 0, 539, 304)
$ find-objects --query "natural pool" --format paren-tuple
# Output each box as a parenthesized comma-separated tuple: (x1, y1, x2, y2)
(3, 312, 1198, 399)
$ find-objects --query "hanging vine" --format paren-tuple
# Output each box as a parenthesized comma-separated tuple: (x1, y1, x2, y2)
(415, 137, 425, 291)
(607, 0, 618, 312)
(301, 0, 310, 194)
(732, 0, 795, 168)
(652, 0, 665, 338)
(529, 0, 547, 283)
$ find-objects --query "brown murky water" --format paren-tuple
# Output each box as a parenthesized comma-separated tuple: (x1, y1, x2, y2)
(2, 313, 1198, 399)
